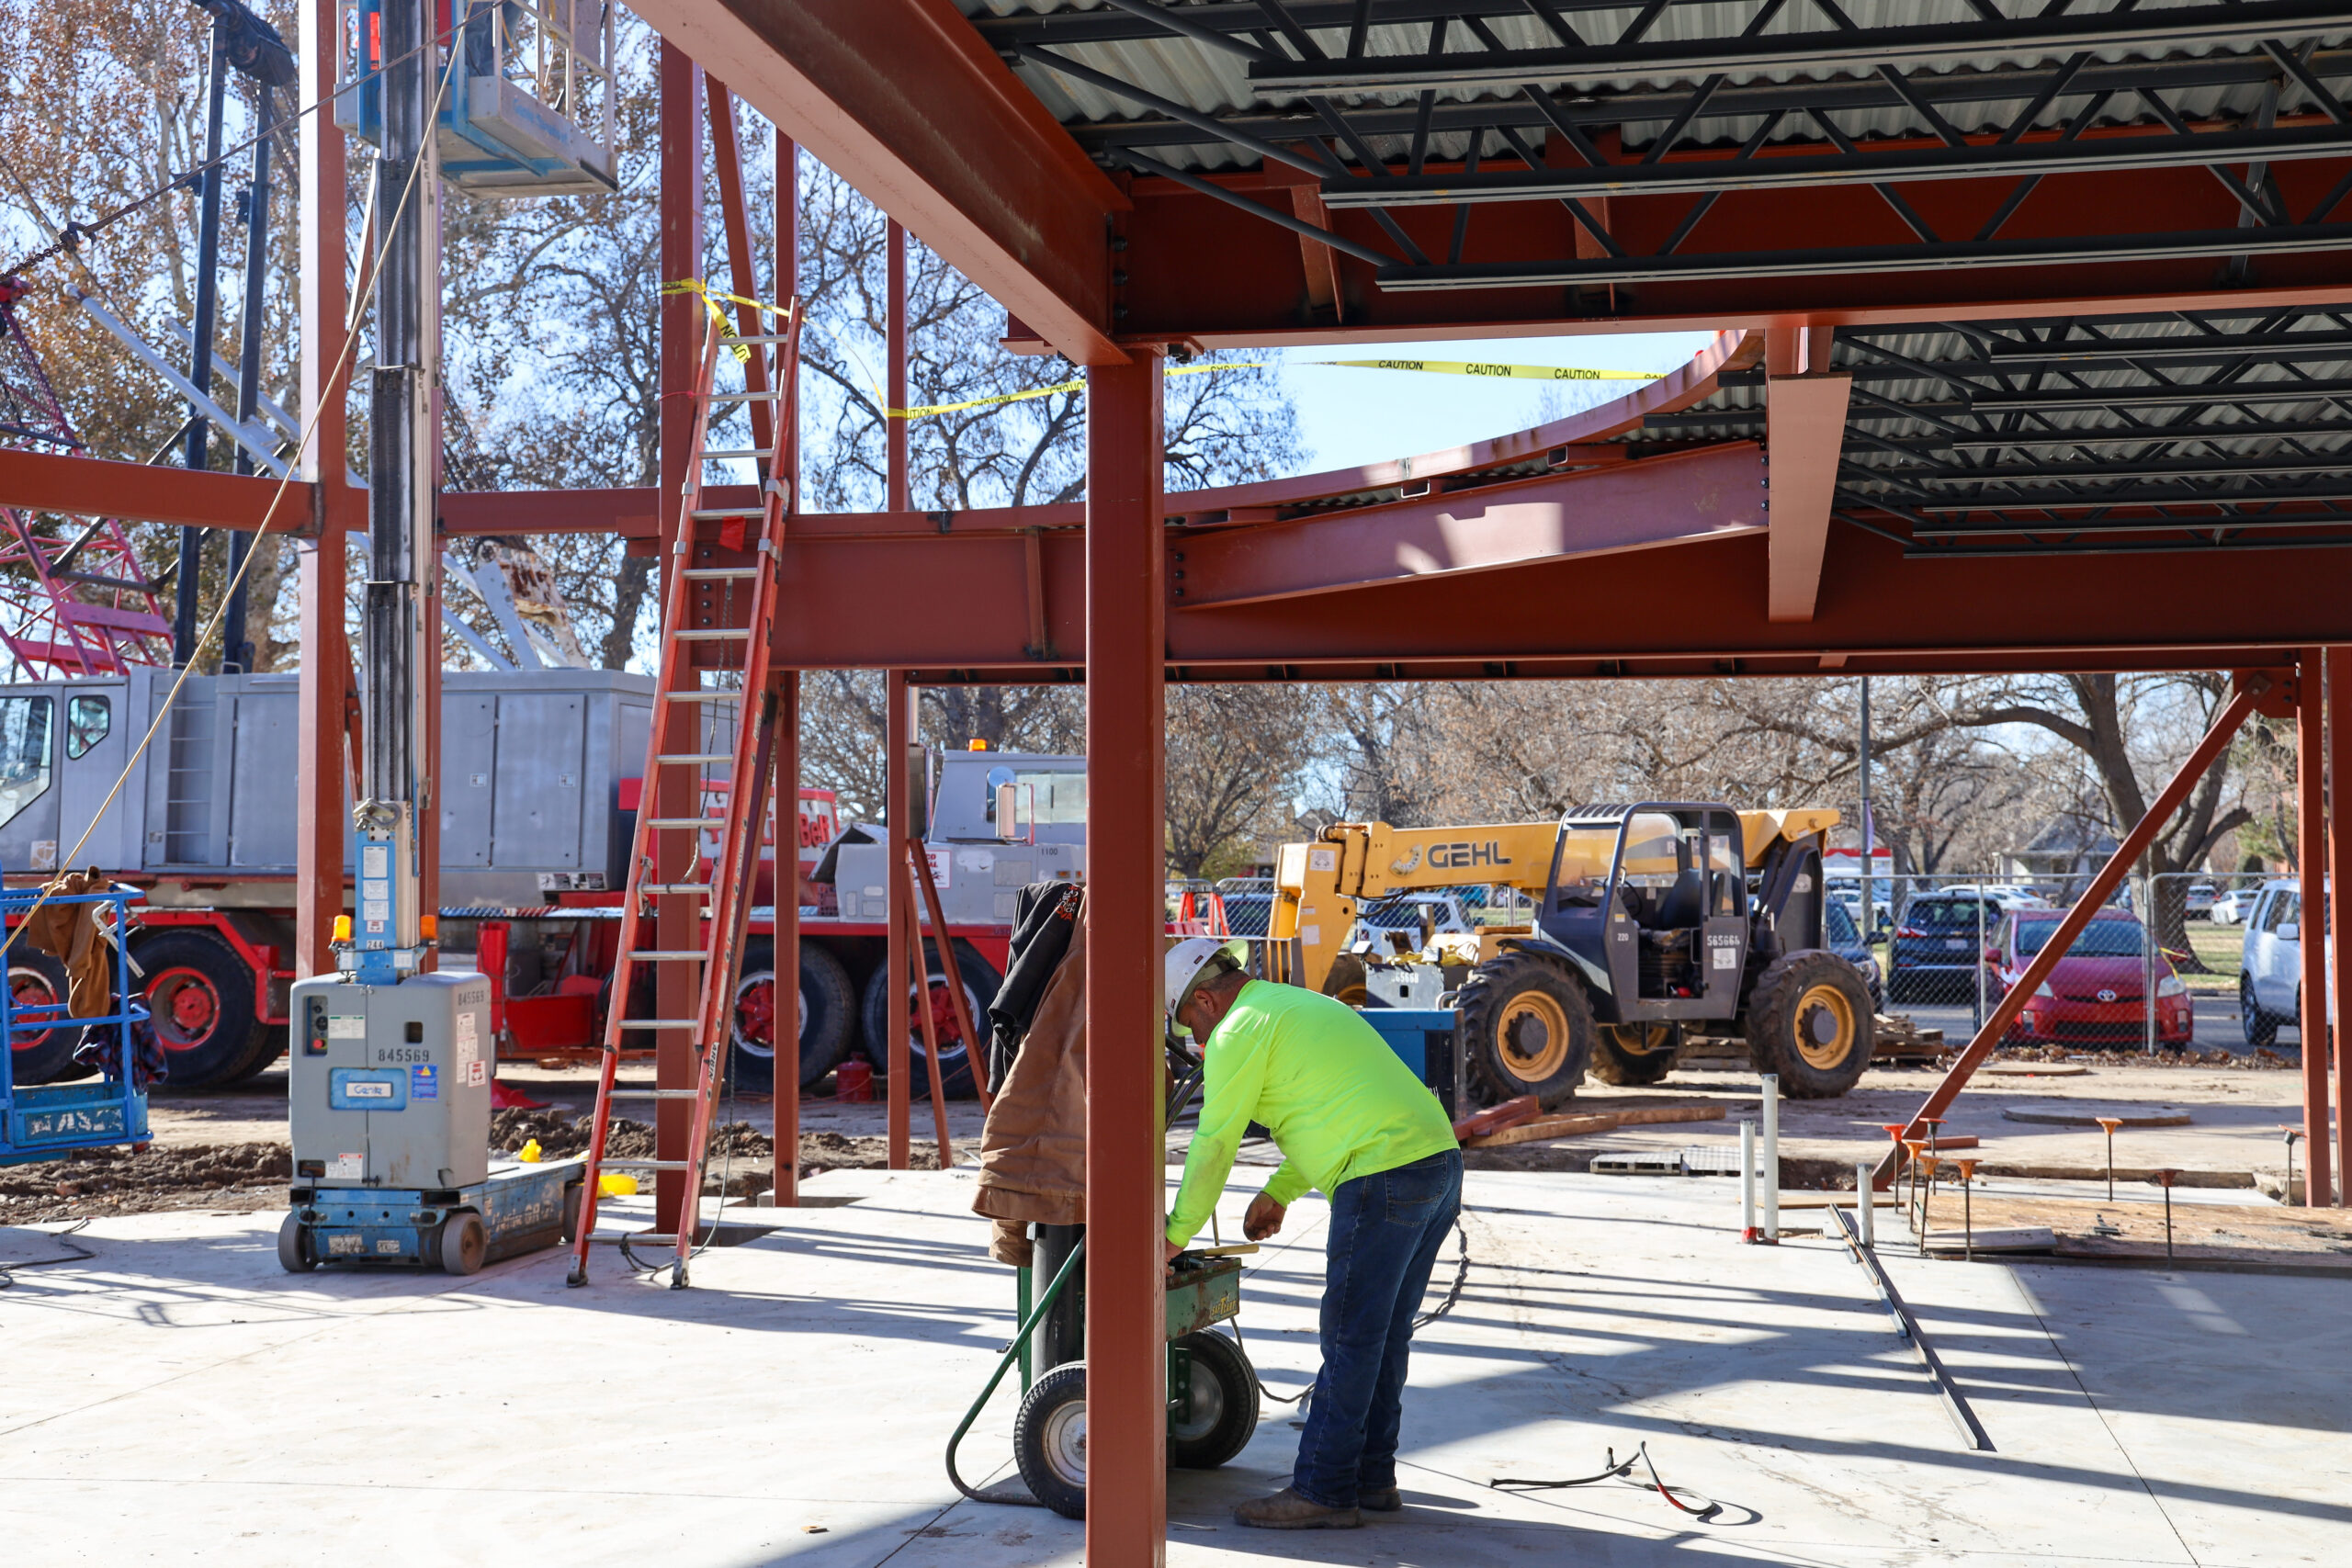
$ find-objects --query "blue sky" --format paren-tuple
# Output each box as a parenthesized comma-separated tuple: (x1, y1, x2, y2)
(1267, 332, 1719, 471)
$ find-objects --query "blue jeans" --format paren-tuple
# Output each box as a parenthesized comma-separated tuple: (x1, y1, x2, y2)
(1292, 1149, 1464, 1508)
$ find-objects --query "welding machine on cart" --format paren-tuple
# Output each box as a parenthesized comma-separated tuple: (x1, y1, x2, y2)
(0, 882, 153, 1167)
(945, 1046, 1261, 1519)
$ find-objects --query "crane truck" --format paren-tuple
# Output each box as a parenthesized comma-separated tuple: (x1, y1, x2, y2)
(1271, 803, 1875, 1106)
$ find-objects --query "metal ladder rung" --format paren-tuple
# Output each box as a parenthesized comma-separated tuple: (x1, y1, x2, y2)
(624, 1019, 703, 1030)
(655, 752, 734, 764)
(702, 448, 764, 461)
(600, 1159, 693, 1171)
(590, 1232, 684, 1245)
(602, 1089, 702, 1100)
(662, 691, 743, 703)
(627, 949, 712, 960)
(673, 629, 753, 642)
(681, 567, 760, 580)
(642, 818, 722, 829)
(689, 506, 763, 520)
(709, 389, 782, 403)
(733, 333, 792, 344)
(637, 884, 715, 897)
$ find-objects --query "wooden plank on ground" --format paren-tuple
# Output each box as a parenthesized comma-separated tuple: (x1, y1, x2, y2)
(1463, 1103, 1724, 1148)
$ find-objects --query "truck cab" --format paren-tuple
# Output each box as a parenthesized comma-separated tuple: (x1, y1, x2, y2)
(2242, 877, 2336, 1046)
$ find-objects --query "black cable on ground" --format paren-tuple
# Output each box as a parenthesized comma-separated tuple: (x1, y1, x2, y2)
(1414, 1213, 1472, 1330)
(0, 1218, 95, 1289)
(1491, 1440, 1721, 1520)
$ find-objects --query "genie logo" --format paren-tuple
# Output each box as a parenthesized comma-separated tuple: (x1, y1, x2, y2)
(1429, 840, 1511, 869)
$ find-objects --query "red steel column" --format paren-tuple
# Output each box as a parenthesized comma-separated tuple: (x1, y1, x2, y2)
(2332, 647, 2352, 1203)
(2299, 649, 2335, 1207)
(888, 220, 909, 512)
(1084, 348, 1167, 1562)
(773, 130, 801, 1207)
(295, 0, 349, 978)
(775, 671, 800, 1205)
(886, 669, 913, 1168)
(654, 40, 705, 1236)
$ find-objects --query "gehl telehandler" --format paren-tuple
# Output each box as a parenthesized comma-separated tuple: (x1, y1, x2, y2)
(1269, 804, 1874, 1107)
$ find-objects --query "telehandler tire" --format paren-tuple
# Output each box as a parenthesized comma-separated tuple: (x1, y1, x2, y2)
(1320, 952, 1369, 1008)
(1453, 951, 1593, 1109)
(1742, 951, 1874, 1099)
(1589, 1022, 1682, 1087)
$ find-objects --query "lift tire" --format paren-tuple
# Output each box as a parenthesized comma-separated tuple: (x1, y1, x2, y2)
(2241, 976, 2278, 1051)
(859, 940, 999, 1100)
(560, 1181, 584, 1246)
(1453, 951, 1594, 1109)
(130, 930, 268, 1089)
(1012, 1361, 1090, 1519)
(728, 939, 856, 1095)
(1321, 953, 1369, 1009)
(439, 1211, 488, 1276)
(277, 1212, 316, 1273)
(1589, 1022, 1683, 1087)
(1168, 1331, 1259, 1470)
(6, 949, 78, 1086)
(1743, 951, 1874, 1100)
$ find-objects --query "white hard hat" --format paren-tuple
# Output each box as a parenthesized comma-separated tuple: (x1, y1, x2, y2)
(1164, 936, 1250, 1019)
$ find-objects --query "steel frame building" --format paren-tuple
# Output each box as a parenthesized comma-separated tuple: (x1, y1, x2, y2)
(6, 2, 2352, 1556)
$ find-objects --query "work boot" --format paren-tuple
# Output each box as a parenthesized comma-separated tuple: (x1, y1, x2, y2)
(1359, 1486, 1403, 1512)
(1234, 1488, 1361, 1530)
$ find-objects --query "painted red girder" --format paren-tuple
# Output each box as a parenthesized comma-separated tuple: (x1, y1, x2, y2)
(628, 0, 1127, 365)
(1102, 155, 2352, 346)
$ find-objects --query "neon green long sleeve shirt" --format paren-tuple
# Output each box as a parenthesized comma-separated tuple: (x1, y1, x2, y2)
(1166, 980, 1458, 1247)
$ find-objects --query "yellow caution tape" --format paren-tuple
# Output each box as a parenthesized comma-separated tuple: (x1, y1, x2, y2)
(664, 281, 1659, 414)
(1300, 357, 1658, 381)
(661, 277, 797, 364)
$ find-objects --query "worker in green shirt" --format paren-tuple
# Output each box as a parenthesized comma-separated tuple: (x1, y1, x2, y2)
(1160, 937, 1463, 1530)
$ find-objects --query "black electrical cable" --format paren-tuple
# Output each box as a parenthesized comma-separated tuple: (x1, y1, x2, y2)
(3, 16, 469, 276)
(0, 1218, 96, 1289)
(1491, 1440, 1722, 1520)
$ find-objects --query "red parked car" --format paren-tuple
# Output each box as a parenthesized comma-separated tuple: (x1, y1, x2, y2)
(1985, 909, 2193, 1047)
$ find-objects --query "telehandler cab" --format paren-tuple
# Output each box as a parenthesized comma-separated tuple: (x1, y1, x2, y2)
(1269, 804, 1873, 1106)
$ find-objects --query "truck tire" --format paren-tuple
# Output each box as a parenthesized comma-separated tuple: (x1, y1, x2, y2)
(1012, 1362, 1089, 1519)
(130, 930, 270, 1089)
(1589, 1022, 1682, 1087)
(1453, 951, 1593, 1109)
(218, 1025, 288, 1088)
(1743, 951, 1874, 1100)
(6, 950, 78, 1086)
(727, 938, 855, 1095)
(1168, 1330, 1259, 1470)
(859, 939, 998, 1100)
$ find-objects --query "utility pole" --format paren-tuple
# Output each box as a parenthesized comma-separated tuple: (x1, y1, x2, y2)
(1859, 674, 1874, 917)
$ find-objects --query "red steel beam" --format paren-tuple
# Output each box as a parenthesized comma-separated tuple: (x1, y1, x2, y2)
(0, 448, 310, 533)
(708, 82, 774, 456)
(2332, 646, 2352, 1202)
(1102, 154, 2352, 346)
(1872, 676, 2270, 1189)
(888, 220, 909, 513)
(775, 671, 801, 1208)
(1764, 320, 1852, 623)
(1084, 349, 1168, 1560)
(2299, 649, 2335, 1206)
(628, 0, 1125, 365)
(1174, 442, 1763, 608)
(764, 523, 2352, 673)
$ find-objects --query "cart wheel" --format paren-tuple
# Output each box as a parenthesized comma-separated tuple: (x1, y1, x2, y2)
(439, 1212, 487, 1276)
(1168, 1331, 1259, 1469)
(277, 1212, 316, 1273)
(1012, 1362, 1089, 1519)
(560, 1183, 583, 1246)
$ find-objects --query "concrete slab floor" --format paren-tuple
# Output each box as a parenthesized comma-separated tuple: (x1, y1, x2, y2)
(3, 1168, 2343, 1566)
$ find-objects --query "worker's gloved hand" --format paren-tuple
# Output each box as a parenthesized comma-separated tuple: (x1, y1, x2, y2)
(1243, 1192, 1286, 1242)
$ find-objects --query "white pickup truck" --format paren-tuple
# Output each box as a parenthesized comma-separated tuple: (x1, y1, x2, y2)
(2241, 878, 2339, 1047)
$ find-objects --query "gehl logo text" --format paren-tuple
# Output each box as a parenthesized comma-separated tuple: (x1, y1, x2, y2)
(1429, 840, 1512, 868)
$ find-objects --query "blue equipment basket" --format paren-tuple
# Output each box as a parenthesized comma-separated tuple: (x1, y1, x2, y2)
(0, 885, 153, 1167)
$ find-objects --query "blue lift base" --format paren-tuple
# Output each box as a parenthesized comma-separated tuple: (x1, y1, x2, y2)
(283, 1157, 584, 1273)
